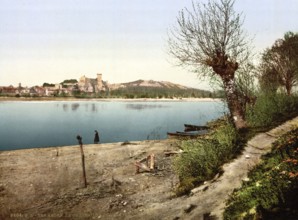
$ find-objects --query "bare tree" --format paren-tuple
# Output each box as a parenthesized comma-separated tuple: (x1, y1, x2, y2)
(168, 0, 251, 130)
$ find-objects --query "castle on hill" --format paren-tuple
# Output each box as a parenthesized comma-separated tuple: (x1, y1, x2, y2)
(78, 73, 107, 93)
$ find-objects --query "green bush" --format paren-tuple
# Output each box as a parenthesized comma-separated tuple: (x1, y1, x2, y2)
(246, 93, 298, 127)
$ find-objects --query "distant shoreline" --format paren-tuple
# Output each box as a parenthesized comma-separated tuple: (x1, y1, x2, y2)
(0, 97, 221, 102)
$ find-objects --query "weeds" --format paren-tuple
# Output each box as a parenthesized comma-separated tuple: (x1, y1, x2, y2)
(173, 118, 240, 195)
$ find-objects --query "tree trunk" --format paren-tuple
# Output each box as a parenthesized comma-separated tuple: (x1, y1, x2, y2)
(285, 80, 292, 96)
(209, 52, 247, 130)
(222, 76, 247, 130)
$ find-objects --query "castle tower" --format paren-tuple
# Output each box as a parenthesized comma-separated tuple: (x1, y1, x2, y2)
(79, 75, 86, 85)
(97, 73, 103, 90)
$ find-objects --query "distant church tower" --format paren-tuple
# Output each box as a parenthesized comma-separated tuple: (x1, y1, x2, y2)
(97, 73, 103, 90)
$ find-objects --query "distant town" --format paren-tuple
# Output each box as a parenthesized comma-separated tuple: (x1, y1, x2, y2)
(0, 73, 222, 99)
(0, 74, 108, 97)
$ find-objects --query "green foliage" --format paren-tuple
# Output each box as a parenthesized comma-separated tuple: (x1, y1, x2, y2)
(224, 128, 298, 220)
(73, 92, 89, 99)
(174, 119, 239, 195)
(213, 121, 240, 159)
(42, 82, 55, 87)
(109, 86, 216, 99)
(62, 79, 78, 84)
(174, 177, 197, 196)
(246, 93, 298, 127)
(258, 31, 298, 95)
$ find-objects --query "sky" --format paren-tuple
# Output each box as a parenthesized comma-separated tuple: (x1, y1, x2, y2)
(0, 0, 297, 89)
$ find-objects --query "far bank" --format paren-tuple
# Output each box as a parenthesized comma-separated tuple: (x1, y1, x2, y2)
(0, 96, 221, 102)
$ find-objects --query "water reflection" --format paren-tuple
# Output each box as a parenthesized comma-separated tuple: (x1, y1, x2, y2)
(60, 103, 80, 112)
(146, 126, 162, 140)
(62, 104, 68, 111)
(71, 103, 80, 111)
(126, 103, 168, 110)
(60, 102, 168, 112)
(91, 104, 97, 112)
(60, 103, 107, 112)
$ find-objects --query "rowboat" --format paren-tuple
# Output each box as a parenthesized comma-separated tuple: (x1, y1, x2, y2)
(184, 124, 209, 132)
(167, 130, 208, 139)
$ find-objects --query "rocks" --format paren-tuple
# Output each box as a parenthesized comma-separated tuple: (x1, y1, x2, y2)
(109, 197, 129, 210)
(0, 184, 5, 193)
(184, 204, 197, 213)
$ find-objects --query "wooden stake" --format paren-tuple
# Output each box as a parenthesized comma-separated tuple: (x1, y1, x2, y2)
(149, 154, 155, 170)
(77, 135, 87, 188)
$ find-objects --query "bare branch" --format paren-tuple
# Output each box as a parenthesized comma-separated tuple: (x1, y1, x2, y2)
(167, 0, 250, 80)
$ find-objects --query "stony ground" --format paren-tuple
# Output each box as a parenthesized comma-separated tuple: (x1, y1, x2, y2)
(1, 116, 298, 220)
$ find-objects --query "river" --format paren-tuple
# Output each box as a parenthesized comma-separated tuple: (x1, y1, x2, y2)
(0, 100, 226, 150)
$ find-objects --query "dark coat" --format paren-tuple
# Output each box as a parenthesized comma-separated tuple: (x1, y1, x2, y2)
(94, 131, 100, 143)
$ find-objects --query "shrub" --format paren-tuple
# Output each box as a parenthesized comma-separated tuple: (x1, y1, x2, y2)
(246, 93, 298, 127)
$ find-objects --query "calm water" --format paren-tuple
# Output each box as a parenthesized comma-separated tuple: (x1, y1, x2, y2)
(0, 100, 226, 150)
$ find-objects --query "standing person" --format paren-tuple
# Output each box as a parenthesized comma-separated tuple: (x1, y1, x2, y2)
(94, 130, 100, 144)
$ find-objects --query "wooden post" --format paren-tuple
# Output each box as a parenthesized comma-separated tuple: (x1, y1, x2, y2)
(77, 135, 87, 188)
(149, 154, 155, 171)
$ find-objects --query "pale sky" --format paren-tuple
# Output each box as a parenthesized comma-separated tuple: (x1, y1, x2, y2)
(0, 0, 297, 89)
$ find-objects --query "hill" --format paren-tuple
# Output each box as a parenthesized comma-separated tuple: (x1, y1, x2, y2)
(109, 79, 189, 90)
(108, 79, 215, 99)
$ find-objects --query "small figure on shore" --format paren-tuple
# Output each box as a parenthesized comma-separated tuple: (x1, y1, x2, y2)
(94, 130, 100, 144)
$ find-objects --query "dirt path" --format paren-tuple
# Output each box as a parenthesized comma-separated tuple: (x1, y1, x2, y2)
(1, 117, 298, 220)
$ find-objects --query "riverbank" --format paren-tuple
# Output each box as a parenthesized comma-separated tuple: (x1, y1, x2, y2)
(0, 96, 220, 102)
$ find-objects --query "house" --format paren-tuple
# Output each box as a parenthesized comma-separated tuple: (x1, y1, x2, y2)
(30, 86, 45, 96)
(20, 87, 30, 95)
(0, 86, 18, 96)
(44, 87, 57, 96)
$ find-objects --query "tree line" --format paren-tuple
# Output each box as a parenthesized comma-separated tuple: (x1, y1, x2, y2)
(108, 86, 222, 99)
